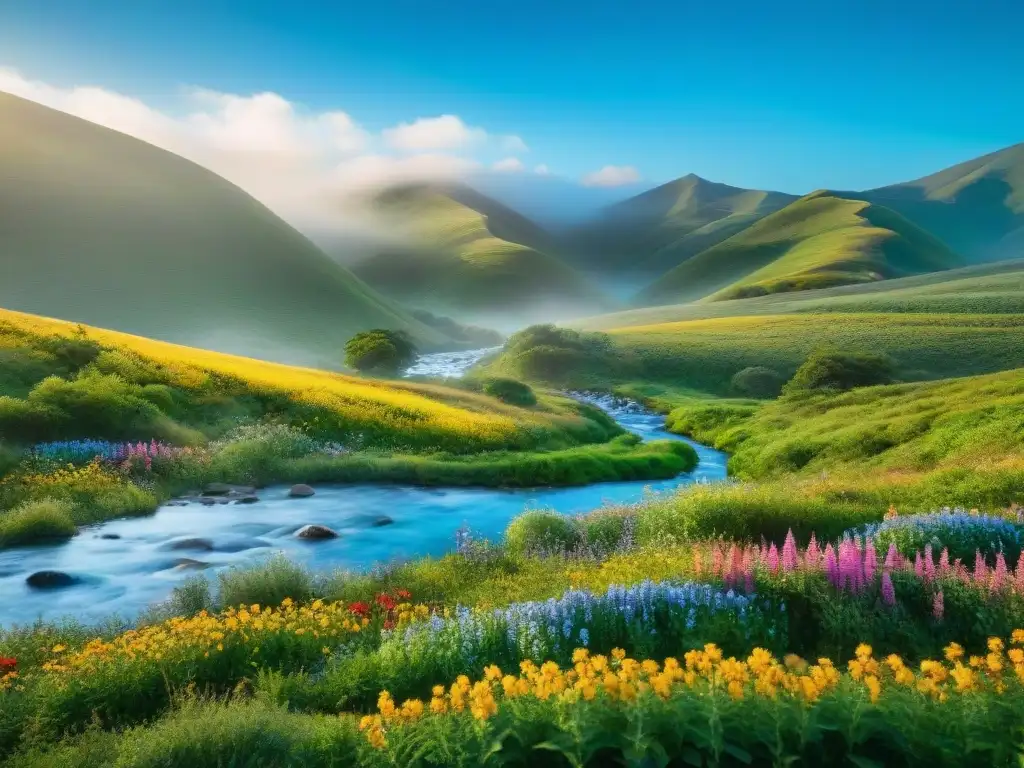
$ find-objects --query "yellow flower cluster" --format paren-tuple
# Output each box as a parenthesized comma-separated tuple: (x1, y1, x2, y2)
(395, 603, 430, 628)
(12, 459, 123, 493)
(40, 598, 366, 676)
(360, 633, 1024, 749)
(0, 671, 20, 693)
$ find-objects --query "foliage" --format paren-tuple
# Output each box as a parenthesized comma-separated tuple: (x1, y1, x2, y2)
(481, 377, 536, 407)
(783, 349, 895, 394)
(730, 365, 785, 398)
(852, 510, 1024, 564)
(0, 498, 76, 547)
(344, 329, 418, 375)
(504, 510, 581, 555)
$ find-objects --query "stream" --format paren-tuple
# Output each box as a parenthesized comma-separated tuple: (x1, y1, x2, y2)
(0, 350, 727, 627)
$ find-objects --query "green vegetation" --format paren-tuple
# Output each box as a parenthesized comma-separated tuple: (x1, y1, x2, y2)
(352, 183, 610, 320)
(343, 329, 418, 375)
(480, 377, 537, 406)
(0, 92, 463, 370)
(0, 498, 76, 547)
(639, 192, 962, 305)
(561, 174, 796, 280)
(730, 366, 786, 398)
(782, 350, 894, 394)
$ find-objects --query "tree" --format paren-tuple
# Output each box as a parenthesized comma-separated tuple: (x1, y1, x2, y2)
(783, 350, 894, 395)
(731, 366, 786, 399)
(344, 329, 417, 375)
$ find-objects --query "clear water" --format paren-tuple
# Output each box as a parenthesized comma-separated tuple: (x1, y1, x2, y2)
(0, 351, 727, 628)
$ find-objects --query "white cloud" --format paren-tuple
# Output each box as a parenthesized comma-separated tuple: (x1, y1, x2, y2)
(492, 157, 525, 172)
(533, 164, 551, 175)
(581, 165, 641, 187)
(382, 114, 486, 152)
(501, 135, 529, 153)
(0, 66, 555, 235)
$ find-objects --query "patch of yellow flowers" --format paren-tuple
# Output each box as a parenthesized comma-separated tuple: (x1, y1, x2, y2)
(359, 631, 1024, 749)
(9, 459, 124, 494)
(40, 598, 367, 676)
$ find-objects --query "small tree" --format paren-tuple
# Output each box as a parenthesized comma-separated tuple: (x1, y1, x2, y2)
(344, 329, 417, 375)
(731, 366, 786, 399)
(783, 350, 894, 395)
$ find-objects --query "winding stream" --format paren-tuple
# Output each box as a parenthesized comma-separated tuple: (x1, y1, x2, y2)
(0, 350, 727, 627)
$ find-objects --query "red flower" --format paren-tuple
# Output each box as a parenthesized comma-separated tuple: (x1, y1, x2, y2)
(375, 593, 396, 611)
(0, 657, 16, 671)
(383, 619, 395, 631)
(347, 602, 369, 618)
(395, 589, 411, 600)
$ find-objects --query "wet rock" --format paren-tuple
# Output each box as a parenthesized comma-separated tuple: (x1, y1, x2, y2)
(168, 538, 215, 552)
(371, 515, 394, 527)
(198, 497, 217, 506)
(27, 571, 79, 589)
(295, 524, 338, 540)
(99, 533, 122, 540)
(235, 494, 260, 504)
(215, 538, 272, 553)
(289, 484, 316, 498)
(171, 558, 210, 571)
(165, 500, 189, 507)
(203, 482, 234, 495)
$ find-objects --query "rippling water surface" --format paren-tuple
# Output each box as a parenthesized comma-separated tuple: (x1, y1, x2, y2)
(0, 350, 727, 626)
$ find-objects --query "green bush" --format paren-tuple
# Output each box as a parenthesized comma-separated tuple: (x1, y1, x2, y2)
(343, 329, 417, 375)
(0, 397, 66, 443)
(0, 498, 77, 547)
(505, 510, 581, 555)
(783, 349, 895, 394)
(730, 366, 785, 398)
(482, 377, 536, 406)
(217, 555, 316, 610)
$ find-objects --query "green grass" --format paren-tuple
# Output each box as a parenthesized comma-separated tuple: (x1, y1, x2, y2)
(352, 183, 610, 319)
(0, 498, 76, 547)
(638, 192, 961, 305)
(0, 92, 458, 369)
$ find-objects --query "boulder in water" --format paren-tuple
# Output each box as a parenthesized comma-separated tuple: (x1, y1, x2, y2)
(168, 538, 215, 552)
(171, 558, 210, 571)
(289, 484, 316, 498)
(203, 482, 234, 496)
(99, 533, 122, 540)
(165, 500, 189, 507)
(236, 494, 260, 504)
(371, 515, 394, 527)
(26, 571, 79, 589)
(295, 524, 338, 540)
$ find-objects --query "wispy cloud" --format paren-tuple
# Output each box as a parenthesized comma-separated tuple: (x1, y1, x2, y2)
(581, 164, 641, 187)
(492, 157, 525, 172)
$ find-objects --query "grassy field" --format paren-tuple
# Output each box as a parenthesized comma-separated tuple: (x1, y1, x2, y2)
(638, 192, 962, 305)
(573, 258, 1024, 329)
(353, 184, 610, 321)
(0, 93, 455, 369)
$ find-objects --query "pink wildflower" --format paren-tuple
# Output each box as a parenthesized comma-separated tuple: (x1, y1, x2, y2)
(884, 543, 898, 570)
(924, 545, 935, 581)
(914, 552, 924, 579)
(767, 543, 779, 573)
(782, 530, 798, 572)
(973, 550, 987, 586)
(863, 539, 877, 584)
(824, 544, 838, 587)
(992, 552, 1009, 592)
(805, 532, 821, 568)
(939, 547, 950, 573)
(711, 545, 724, 577)
(744, 571, 754, 594)
(881, 571, 896, 606)
(1015, 556, 1024, 593)
(932, 589, 944, 621)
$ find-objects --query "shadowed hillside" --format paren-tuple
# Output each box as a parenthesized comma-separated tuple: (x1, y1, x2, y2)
(638, 192, 962, 305)
(858, 142, 1024, 261)
(561, 175, 797, 283)
(351, 183, 611, 325)
(0, 92, 453, 369)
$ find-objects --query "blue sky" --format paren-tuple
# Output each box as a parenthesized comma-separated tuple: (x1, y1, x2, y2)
(2, 0, 1022, 194)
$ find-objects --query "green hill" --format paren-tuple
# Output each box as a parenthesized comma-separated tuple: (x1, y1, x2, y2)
(574, 258, 1024, 329)
(352, 183, 611, 321)
(637, 192, 962, 305)
(562, 174, 796, 279)
(0, 92, 452, 369)
(859, 142, 1024, 261)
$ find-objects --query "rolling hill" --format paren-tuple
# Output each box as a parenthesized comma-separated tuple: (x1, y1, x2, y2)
(351, 183, 611, 325)
(859, 142, 1024, 261)
(637, 192, 962, 306)
(0, 92, 454, 369)
(560, 175, 797, 283)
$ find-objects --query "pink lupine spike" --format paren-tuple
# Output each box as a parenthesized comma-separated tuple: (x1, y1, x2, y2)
(914, 552, 924, 579)
(973, 550, 988, 586)
(782, 530, 798, 572)
(884, 543, 898, 570)
(740, 546, 754, 575)
(881, 571, 896, 606)
(992, 552, 1009, 592)
(767, 543, 779, 573)
(728, 544, 741, 577)
(864, 539, 877, 583)
(924, 545, 935, 581)
(711, 545, 724, 577)
(824, 543, 838, 588)
(805, 532, 821, 568)
(939, 548, 951, 573)
(932, 589, 944, 621)
(1014, 555, 1024, 594)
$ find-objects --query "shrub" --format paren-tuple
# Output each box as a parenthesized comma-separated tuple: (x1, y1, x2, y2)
(0, 397, 66, 443)
(783, 350, 894, 394)
(500, 324, 624, 384)
(730, 366, 785, 398)
(0, 498, 76, 547)
(505, 510, 581, 555)
(481, 377, 536, 406)
(343, 329, 417, 375)
(217, 555, 317, 609)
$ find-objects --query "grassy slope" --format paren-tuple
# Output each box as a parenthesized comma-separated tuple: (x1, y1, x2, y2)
(561, 174, 796, 277)
(0, 306, 611, 453)
(0, 92, 449, 369)
(859, 142, 1024, 261)
(353, 184, 609, 317)
(573, 258, 1024, 329)
(638, 192, 962, 305)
